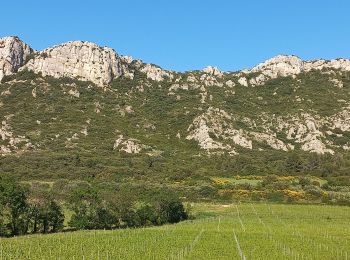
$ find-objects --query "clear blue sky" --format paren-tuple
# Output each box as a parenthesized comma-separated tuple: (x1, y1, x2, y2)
(1, 0, 350, 72)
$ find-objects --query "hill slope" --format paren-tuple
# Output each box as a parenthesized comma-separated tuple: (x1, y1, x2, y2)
(1, 36, 350, 189)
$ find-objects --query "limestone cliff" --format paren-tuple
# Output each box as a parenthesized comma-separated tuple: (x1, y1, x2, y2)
(23, 41, 124, 86)
(0, 36, 33, 81)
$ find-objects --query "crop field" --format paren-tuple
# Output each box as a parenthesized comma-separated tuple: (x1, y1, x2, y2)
(0, 203, 349, 259)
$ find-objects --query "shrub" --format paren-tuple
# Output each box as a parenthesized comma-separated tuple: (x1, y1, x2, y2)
(266, 190, 284, 202)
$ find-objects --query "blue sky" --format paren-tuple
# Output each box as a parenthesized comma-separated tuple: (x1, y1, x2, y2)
(1, 0, 350, 72)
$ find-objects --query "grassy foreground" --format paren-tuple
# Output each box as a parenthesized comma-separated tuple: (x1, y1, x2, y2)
(0, 203, 349, 259)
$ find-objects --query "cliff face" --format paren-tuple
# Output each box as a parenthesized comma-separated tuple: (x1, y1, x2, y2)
(23, 41, 124, 86)
(0, 38, 174, 86)
(2, 36, 350, 88)
(0, 36, 33, 81)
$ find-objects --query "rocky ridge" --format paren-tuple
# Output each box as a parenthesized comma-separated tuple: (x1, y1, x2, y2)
(246, 55, 350, 86)
(2, 37, 350, 88)
(1, 36, 350, 156)
(0, 37, 175, 86)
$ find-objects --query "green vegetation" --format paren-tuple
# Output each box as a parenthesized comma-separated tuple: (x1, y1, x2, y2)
(1, 70, 350, 207)
(0, 66, 350, 258)
(67, 185, 188, 230)
(0, 176, 64, 236)
(0, 203, 348, 259)
(0, 177, 188, 237)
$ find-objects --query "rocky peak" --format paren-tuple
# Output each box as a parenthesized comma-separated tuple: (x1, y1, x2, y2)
(251, 55, 303, 77)
(304, 58, 350, 72)
(23, 41, 124, 86)
(0, 36, 33, 81)
(202, 66, 223, 77)
(2, 35, 350, 89)
(247, 55, 350, 86)
(120, 55, 134, 65)
(139, 63, 174, 82)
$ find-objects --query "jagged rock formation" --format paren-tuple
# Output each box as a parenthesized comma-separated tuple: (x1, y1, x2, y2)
(185, 108, 341, 155)
(202, 66, 223, 77)
(0, 36, 33, 81)
(23, 41, 124, 86)
(20, 39, 174, 86)
(186, 107, 251, 155)
(140, 63, 174, 82)
(247, 55, 350, 86)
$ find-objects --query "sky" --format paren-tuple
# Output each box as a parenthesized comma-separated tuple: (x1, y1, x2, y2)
(1, 0, 350, 72)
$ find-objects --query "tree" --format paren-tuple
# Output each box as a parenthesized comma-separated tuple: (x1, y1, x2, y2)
(46, 200, 64, 233)
(120, 207, 141, 228)
(137, 204, 157, 226)
(285, 152, 304, 173)
(0, 200, 5, 235)
(68, 186, 101, 229)
(154, 195, 188, 224)
(93, 206, 116, 229)
(0, 177, 29, 236)
(28, 204, 41, 234)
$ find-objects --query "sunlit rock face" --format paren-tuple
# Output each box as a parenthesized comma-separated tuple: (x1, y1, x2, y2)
(0, 36, 33, 81)
(248, 55, 350, 86)
(23, 41, 124, 86)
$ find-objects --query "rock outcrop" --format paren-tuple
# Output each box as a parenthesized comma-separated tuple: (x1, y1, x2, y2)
(0, 115, 33, 155)
(113, 134, 145, 154)
(0, 36, 33, 81)
(203, 66, 223, 77)
(23, 41, 124, 86)
(2, 36, 350, 89)
(186, 107, 252, 155)
(248, 55, 350, 86)
(251, 55, 303, 78)
(140, 64, 173, 82)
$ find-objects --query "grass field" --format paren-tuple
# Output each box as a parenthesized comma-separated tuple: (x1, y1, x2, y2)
(0, 203, 349, 259)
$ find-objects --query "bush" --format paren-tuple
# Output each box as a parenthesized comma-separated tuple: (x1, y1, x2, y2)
(154, 195, 188, 224)
(137, 204, 157, 226)
(299, 177, 312, 187)
(266, 190, 284, 202)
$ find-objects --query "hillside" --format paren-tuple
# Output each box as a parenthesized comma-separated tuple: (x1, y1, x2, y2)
(1, 36, 350, 202)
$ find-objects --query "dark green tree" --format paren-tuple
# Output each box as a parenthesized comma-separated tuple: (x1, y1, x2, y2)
(0, 177, 29, 236)
(68, 186, 100, 229)
(154, 195, 188, 224)
(285, 152, 304, 173)
(48, 200, 64, 232)
(137, 204, 157, 226)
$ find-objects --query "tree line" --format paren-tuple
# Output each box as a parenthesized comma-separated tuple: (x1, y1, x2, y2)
(68, 185, 188, 230)
(0, 177, 64, 236)
(0, 177, 188, 237)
